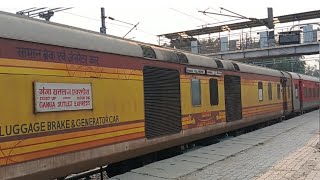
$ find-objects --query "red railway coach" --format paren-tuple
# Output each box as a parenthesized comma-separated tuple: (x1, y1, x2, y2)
(0, 11, 319, 180)
(289, 73, 319, 112)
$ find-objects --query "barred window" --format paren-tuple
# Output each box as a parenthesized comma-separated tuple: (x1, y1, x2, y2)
(309, 88, 312, 97)
(268, 82, 272, 100)
(277, 84, 281, 99)
(209, 79, 219, 105)
(258, 82, 263, 101)
(191, 79, 201, 106)
(295, 84, 299, 99)
(304, 87, 307, 97)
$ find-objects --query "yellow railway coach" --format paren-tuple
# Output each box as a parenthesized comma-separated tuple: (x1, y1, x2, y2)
(0, 11, 315, 180)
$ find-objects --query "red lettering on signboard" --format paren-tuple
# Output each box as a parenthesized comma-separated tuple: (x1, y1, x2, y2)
(39, 102, 56, 108)
(35, 83, 93, 112)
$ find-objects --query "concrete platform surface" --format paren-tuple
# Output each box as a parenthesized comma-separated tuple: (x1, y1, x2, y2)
(110, 110, 320, 180)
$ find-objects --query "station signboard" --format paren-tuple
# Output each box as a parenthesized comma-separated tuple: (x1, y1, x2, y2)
(34, 82, 93, 112)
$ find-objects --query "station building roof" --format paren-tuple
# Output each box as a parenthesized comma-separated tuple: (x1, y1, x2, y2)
(159, 10, 320, 39)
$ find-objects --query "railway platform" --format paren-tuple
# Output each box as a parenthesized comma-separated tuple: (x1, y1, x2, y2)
(110, 110, 320, 180)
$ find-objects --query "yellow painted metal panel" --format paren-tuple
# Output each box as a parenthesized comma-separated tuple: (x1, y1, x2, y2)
(0, 73, 144, 138)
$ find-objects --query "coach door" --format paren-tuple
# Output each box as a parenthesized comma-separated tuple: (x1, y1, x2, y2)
(281, 77, 288, 114)
(143, 66, 182, 139)
(224, 75, 242, 122)
(299, 80, 303, 109)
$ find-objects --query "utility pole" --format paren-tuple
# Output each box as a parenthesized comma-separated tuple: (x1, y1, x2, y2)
(267, 8, 274, 29)
(100, 7, 106, 34)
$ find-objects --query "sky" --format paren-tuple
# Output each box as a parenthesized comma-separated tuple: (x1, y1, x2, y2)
(0, 0, 319, 67)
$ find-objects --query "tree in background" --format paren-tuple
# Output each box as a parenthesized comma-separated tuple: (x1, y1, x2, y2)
(305, 65, 320, 77)
(248, 56, 319, 77)
(246, 56, 306, 74)
(265, 57, 306, 74)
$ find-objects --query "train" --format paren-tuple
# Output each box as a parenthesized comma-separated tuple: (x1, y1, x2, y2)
(0, 11, 319, 180)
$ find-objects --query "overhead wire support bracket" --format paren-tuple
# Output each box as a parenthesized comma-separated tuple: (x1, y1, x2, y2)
(219, 7, 248, 19)
(106, 15, 140, 38)
(199, 10, 245, 19)
(17, 7, 73, 21)
(108, 17, 135, 26)
(16, 7, 47, 16)
(123, 22, 140, 38)
(199, 8, 269, 29)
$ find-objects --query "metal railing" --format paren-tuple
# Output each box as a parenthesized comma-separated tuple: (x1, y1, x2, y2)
(160, 23, 320, 54)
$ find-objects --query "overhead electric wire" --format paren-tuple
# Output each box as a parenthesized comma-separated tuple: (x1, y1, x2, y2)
(202, 13, 220, 22)
(170, 8, 208, 23)
(61, 11, 100, 21)
(208, 6, 222, 13)
(60, 11, 158, 38)
(197, 18, 245, 28)
(197, 6, 245, 28)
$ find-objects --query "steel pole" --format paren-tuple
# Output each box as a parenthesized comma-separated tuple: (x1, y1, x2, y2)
(100, 7, 106, 34)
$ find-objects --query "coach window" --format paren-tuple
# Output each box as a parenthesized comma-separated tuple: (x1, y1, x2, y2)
(304, 87, 307, 97)
(209, 79, 219, 106)
(309, 88, 312, 98)
(277, 84, 281, 99)
(309, 88, 311, 97)
(313, 88, 316, 97)
(268, 82, 272, 100)
(191, 78, 201, 106)
(295, 84, 299, 99)
(258, 82, 263, 101)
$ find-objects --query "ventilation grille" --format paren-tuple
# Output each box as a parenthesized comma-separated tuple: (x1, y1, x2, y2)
(232, 62, 240, 71)
(176, 52, 189, 64)
(215, 59, 224, 69)
(224, 75, 242, 122)
(139, 44, 156, 59)
(143, 66, 182, 139)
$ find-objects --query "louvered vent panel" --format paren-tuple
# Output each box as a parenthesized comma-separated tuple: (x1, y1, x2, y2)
(176, 52, 189, 64)
(139, 44, 157, 59)
(232, 62, 240, 71)
(143, 66, 182, 139)
(224, 75, 242, 122)
(214, 59, 224, 69)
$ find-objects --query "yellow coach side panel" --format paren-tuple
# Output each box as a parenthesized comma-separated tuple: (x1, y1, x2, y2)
(0, 72, 145, 166)
(0, 74, 145, 126)
(241, 79, 283, 118)
(180, 75, 226, 128)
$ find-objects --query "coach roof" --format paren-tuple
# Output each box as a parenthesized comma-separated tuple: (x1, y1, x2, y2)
(0, 11, 143, 57)
(0, 11, 288, 78)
